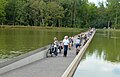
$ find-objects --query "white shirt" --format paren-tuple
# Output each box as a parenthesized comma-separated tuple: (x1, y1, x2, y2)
(63, 39, 69, 45)
(76, 39, 81, 44)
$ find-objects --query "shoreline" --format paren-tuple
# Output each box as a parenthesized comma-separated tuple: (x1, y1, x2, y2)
(0, 25, 56, 29)
(0, 25, 83, 29)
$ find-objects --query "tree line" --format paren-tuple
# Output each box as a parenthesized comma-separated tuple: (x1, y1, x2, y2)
(0, 0, 120, 28)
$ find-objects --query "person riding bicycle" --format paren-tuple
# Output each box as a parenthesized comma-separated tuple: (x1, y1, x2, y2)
(53, 37, 59, 56)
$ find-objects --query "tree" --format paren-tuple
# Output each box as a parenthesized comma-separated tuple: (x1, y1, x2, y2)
(0, 0, 7, 25)
(1, 0, 119, 28)
(5, 0, 17, 25)
(44, 2, 64, 26)
(106, 0, 120, 28)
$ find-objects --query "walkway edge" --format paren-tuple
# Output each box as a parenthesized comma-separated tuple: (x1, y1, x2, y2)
(0, 46, 49, 74)
(62, 30, 96, 77)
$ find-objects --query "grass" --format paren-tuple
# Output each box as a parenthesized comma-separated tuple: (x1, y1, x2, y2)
(0, 25, 54, 29)
(0, 25, 87, 32)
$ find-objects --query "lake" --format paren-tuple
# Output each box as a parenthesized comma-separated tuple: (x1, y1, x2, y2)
(74, 30, 120, 77)
(0, 27, 83, 60)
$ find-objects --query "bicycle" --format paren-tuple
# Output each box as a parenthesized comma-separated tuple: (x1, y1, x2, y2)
(46, 43, 58, 57)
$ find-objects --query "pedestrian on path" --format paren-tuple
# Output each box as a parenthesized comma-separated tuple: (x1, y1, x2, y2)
(68, 37, 72, 50)
(58, 42, 63, 54)
(71, 36, 74, 46)
(63, 36, 69, 57)
(75, 35, 81, 55)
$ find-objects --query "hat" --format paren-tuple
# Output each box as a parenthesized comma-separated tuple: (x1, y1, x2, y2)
(64, 36, 68, 39)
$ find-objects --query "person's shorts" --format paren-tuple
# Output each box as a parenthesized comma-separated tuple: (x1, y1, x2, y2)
(76, 44, 80, 48)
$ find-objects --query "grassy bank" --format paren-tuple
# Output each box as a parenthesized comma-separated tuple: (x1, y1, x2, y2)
(97, 29, 120, 32)
(0, 25, 54, 29)
(0, 25, 87, 32)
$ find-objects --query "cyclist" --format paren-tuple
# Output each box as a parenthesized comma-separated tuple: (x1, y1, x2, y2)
(53, 37, 58, 56)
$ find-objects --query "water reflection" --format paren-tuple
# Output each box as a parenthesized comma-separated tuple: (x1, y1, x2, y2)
(74, 30, 120, 77)
(74, 50, 120, 77)
(87, 30, 120, 62)
(0, 28, 82, 60)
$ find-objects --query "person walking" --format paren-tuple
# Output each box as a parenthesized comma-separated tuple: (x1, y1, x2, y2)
(68, 37, 72, 50)
(63, 36, 69, 57)
(75, 35, 81, 55)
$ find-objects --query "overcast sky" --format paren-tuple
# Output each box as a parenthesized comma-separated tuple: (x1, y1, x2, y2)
(88, 0, 106, 6)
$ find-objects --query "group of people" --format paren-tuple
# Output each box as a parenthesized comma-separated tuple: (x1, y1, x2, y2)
(52, 36, 74, 57)
(52, 28, 95, 57)
(75, 28, 95, 55)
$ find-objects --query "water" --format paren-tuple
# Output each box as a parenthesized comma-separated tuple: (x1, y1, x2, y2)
(0, 28, 83, 60)
(74, 30, 120, 77)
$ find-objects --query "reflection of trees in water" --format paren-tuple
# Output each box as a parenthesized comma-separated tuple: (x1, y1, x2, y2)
(105, 30, 112, 39)
(0, 28, 82, 59)
(85, 31, 120, 63)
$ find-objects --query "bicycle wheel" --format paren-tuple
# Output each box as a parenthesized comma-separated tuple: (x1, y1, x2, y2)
(46, 49, 51, 57)
(54, 51, 58, 56)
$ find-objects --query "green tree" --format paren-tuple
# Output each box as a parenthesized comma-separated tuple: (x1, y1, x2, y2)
(5, 0, 17, 25)
(44, 2, 64, 26)
(1, 0, 119, 28)
(107, 0, 120, 28)
(0, 0, 7, 25)
(29, 0, 46, 26)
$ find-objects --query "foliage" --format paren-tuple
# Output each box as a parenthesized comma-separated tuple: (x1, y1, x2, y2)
(0, 0, 7, 24)
(0, 0, 120, 28)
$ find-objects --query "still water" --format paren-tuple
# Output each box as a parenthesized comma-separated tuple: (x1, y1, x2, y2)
(74, 30, 120, 77)
(0, 28, 83, 60)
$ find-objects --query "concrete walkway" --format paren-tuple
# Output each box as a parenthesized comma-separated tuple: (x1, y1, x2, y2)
(0, 30, 95, 77)
(0, 51, 76, 77)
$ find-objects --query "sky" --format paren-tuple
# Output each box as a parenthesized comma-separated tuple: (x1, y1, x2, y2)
(88, 0, 106, 6)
